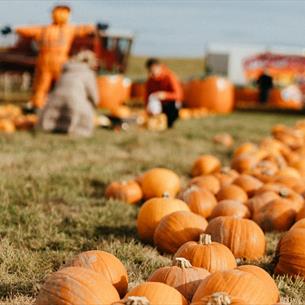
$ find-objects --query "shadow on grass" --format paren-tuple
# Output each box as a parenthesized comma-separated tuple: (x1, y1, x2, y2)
(88, 179, 108, 198)
(93, 224, 139, 240)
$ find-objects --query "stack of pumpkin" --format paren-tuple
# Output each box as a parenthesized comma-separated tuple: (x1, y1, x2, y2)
(0, 104, 37, 133)
(34, 248, 282, 305)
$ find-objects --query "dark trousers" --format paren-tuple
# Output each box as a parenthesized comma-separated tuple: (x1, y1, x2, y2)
(259, 88, 270, 104)
(162, 101, 179, 128)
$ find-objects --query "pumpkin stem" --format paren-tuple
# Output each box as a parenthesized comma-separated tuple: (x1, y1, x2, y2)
(173, 257, 193, 268)
(199, 233, 212, 245)
(207, 292, 232, 305)
(279, 188, 289, 198)
(162, 192, 170, 198)
(220, 167, 231, 174)
(120, 296, 150, 305)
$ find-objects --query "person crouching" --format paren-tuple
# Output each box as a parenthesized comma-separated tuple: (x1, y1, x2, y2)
(145, 58, 183, 128)
(38, 50, 98, 137)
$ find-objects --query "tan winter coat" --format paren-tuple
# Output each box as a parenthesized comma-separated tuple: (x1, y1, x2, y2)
(39, 62, 98, 137)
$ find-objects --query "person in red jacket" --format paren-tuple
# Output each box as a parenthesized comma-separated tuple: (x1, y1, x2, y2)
(145, 58, 183, 128)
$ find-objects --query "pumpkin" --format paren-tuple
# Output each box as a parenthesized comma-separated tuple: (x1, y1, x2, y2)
(125, 282, 188, 305)
(111, 105, 132, 119)
(148, 257, 210, 301)
(291, 159, 305, 177)
(296, 205, 305, 221)
(153, 210, 208, 254)
(138, 168, 180, 199)
(213, 133, 234, 148)
(192, 268, 277, 305)
(181, 186, 217, 218)
(236, 265, 279, 302)
(137, 195, 190, 243)
(191, 155, 221, 177)
(275, 228, 305, 278)
(65, 250, 128, 297)
(105, 180, 143, 205)
(216, 185, 248, 204)
(252, 198, 296, 232)
(0, 118, 15, 133)
(273, 176, 303, 190)
(35, 267, 120, 305)
(233, 142, 258, 159)
(214, 167, 239, 187)
(232, 174, 263, 196)
(246, 191, 280, 215)
(174, 234, 237, 272)
(290, 218, 305, 230)
(210, 200, 250, 219)
(231, 150, 268, 173)
(205, 216, 265, 259)
(112, 296, 150, 305)
(249, 161, 278, 183)
(188, 175, 220, 194)
(276, 167, 301, 178)
(190, 292, 247, 305)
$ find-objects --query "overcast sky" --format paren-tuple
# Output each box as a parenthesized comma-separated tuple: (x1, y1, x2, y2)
(0, 1, 304, 56)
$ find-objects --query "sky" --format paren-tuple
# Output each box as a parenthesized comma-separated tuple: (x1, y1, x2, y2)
(0, 0, 304, 57)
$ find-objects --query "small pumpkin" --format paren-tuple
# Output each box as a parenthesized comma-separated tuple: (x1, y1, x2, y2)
(181, 186, 217, 218)
(233, 142, 258, 159)
(148, 257, 210, 301)
(153, 210, 208, 254)
(138, 168, 181, 199)
(105, 180, 143, 205)
(205, 216, 266, 259)
(214, 167, 239, 187)
(216, 184, 248, 204)
(252, 198, 296, 232)
(191, 292, 247, 305)
(192, 268, 277, 305)
(174, 233, 237, 272)
(137, 195, 190, 243)
(213, 133, 234, 148)
(275, 228, 305, 278)
(35, 267, 120, 305)
(188, 175, 220, 194)
(125, 282, 188, 305)
(210, 200, 250, 219)
(296, 204, 305, 221)
(246, 191, 280, 215)
(232, 174, 263, 196)
(191, 155, 221, 177)
(65, 250, 128, 297)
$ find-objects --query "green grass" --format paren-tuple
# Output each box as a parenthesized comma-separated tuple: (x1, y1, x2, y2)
(0, 112, 304, 304)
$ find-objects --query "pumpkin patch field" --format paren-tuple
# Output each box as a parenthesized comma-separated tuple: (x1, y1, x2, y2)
(1, 112, 305, 304)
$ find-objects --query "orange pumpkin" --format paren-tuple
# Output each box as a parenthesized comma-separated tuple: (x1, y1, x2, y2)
(192, 268, 277, 305)
(216, 185, 248, 204)
(210, 200, 250, 219)
(35, 267, 120, 305)
(275, 228, 305, 278)
(174, 234, 237, 273)
(191, 292, 247, 305)
(153, 210, 208, 254)
(253, 198, 296, 232)
(188, 175, 220, 194)
(125, 282, 188, 305)
(66, 250, 128, 297)
(290, 218, 305, 230)
(138, 168, 181, 199)
(137, 195, 190, 243)
(148, 257, 210, 301)
(191, 155, 221, 177)
(296, 205, 305, 221)
(205, 216, 265, 259)
(213, 133, 234, 148)
(105, 180, 143, 205)
(181, 186, 217, 218)
(233, 142, 258, 159)
(214, 167, 239, 187)
(246, 191, 280, 215)
(232, 174, 263, 196)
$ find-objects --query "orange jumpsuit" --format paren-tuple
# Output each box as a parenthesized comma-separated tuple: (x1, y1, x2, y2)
(16, 24, 95, 108)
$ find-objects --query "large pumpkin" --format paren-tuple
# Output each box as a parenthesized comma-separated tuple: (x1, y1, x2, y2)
(138, 168, 181, 199)
(65, 250, 128, 297)
(232, 174, 263, 196)
(174, 234, 237, 273)
(105, 180, 143, 205)
(125, 282, 188, 305)
(191, 155, 221, 177)
(148, 257, 210, 301)
(216, 185, 248, 204)
(210, 200, 250, 219)
(35, 267, 120, 305)
(275, 228, 305, 278)
(205, 216, 265, 259)
(154, 210, 208, 254)
(188, 175, 220, 194)
(192, 268, 277, 305)
(137, 196, 190, 243)
(181, 186, 217, 218)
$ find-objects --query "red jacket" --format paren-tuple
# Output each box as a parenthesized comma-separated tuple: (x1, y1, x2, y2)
(146, 66, 183, 103)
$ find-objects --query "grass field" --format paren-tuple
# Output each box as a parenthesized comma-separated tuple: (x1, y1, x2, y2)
(0, 111, 305, 305)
